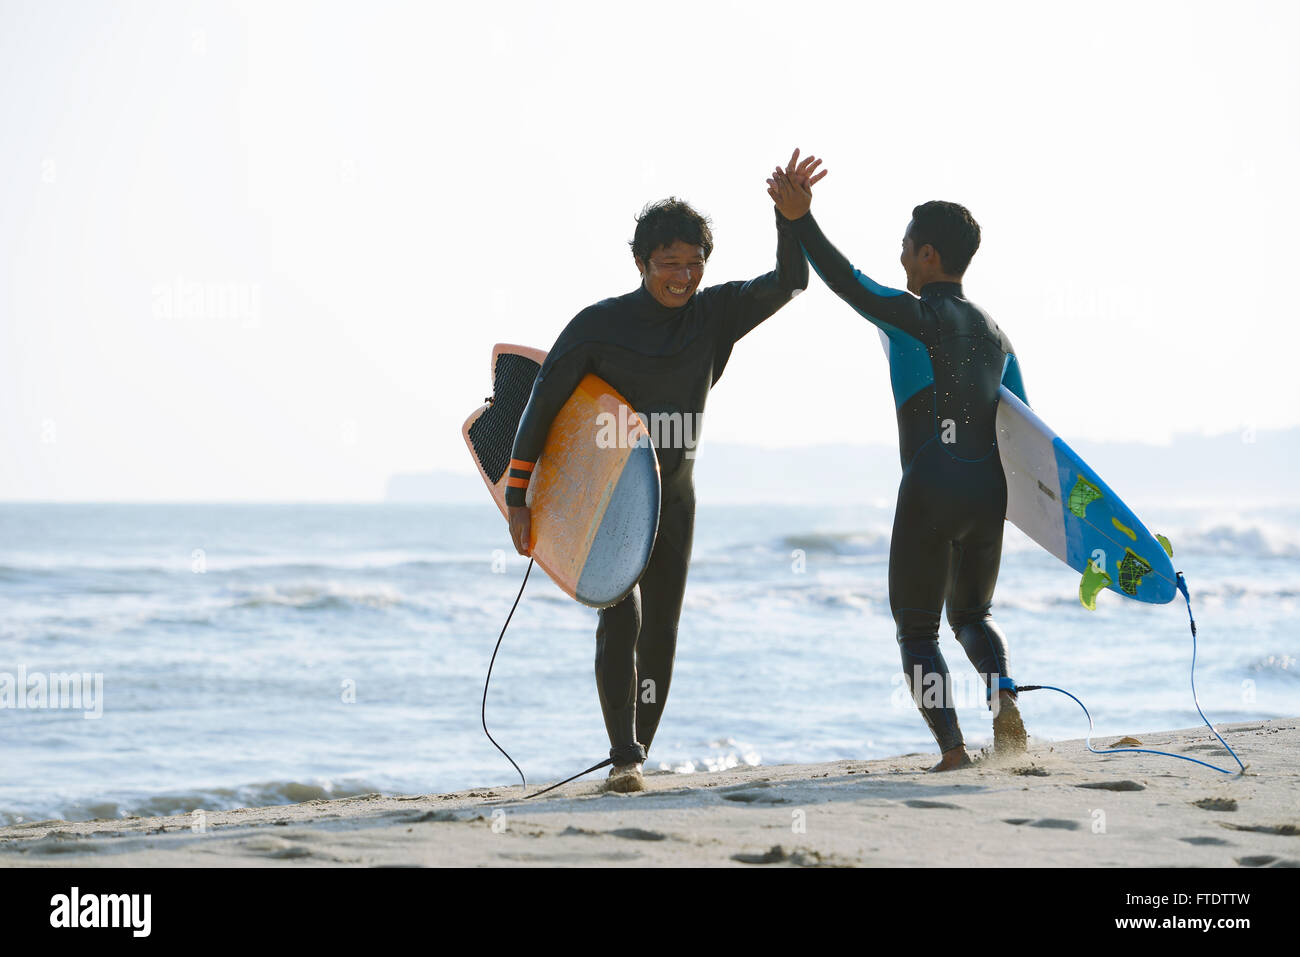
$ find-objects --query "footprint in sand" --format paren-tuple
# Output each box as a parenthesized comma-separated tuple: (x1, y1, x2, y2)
(721, 788, 789, 804)
(1076, 780, 1146, 792)
(1219, 822, 1299, 836)
(903, 799, 963, 809)
(1180, 836, 1232, 846)
(732, 845, 840, 867)
(238, 835, 315, 860)
(401, 809, 481, 823)
(1192, 797, 1238, 812)
(733, 846, 789, 865)
(1000, 818, 1080, 829)
(607, 828, 668, 841)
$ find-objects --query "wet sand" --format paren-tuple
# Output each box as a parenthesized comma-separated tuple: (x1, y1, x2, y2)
(2, 720, 1295, 867)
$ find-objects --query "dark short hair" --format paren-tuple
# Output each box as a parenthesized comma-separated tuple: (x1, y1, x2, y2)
(629, 197, 714, 264)
(908, 201, 981, 276)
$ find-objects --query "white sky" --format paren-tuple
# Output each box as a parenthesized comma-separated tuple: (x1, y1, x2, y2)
(2, 0, 1297, 502)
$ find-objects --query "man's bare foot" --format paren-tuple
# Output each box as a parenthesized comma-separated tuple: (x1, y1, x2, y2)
(927, 747, 973, 772)
(604, 763, 646, 792)
(993, 691, 1028, 754)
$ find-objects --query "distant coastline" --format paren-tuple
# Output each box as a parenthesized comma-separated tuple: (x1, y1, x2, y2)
(392, 427, 1300, 506)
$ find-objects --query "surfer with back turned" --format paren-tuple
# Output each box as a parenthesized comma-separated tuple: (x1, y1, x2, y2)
(505, 171, 812, 791)
(768, 151, 1029, 771)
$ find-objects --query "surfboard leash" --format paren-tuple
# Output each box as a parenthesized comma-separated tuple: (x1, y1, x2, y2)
(481, 558, 534, 791)
(1016, 572, 1247, 775)
(480, 558, 618, 801)
(520, 758, 613, 800)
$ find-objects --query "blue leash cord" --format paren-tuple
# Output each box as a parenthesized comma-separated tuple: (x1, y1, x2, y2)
(1019, 573, 1247, 775)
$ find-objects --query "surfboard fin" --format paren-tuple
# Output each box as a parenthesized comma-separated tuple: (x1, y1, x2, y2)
(1117, 548, 1154, 596)
(1067, 475, 1103, 519)
(1156, 533, 1174, 557)
(1079, 562, 1111, 611)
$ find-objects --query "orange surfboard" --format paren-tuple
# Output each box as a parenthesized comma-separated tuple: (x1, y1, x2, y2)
(462, 343, 661, 608)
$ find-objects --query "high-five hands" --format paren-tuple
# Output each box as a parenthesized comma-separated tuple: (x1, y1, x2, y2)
(767, 148, 827, 221)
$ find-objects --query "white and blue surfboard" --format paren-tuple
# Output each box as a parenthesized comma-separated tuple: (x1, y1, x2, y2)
(995, 387, 1177, 607)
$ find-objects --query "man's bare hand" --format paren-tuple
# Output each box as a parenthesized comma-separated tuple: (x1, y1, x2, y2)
(784, 147, 827, 190)
(766, 148, 827, 221)
(507, 505, 532, 557)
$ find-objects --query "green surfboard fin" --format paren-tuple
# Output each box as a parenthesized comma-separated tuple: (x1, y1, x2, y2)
(1068, 476, 1103, 519)
(1079, 561, 1111, 610)
(1156, 534, 1173, 557)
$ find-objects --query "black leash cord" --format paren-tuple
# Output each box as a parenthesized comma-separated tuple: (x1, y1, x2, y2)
(481, 558, 533, 790)
(522, 758, 613, 800)
(479, 558, 614, 801)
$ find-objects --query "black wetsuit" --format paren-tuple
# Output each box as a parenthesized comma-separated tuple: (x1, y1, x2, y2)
(787, 211, 1029, 753)
(506, 209, 808, 766)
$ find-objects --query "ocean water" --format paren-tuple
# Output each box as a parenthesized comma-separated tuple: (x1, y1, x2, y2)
(0, 502, 1296, 824)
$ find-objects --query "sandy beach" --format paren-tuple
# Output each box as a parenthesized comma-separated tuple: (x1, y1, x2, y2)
(1, 719, 1295, 868)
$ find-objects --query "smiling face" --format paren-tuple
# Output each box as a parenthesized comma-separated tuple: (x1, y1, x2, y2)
(636, 239, 706, 308)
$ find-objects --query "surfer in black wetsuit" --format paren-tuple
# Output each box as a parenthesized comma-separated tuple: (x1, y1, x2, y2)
(768, 151, 1029, 771)
(505, 177, 812, 791)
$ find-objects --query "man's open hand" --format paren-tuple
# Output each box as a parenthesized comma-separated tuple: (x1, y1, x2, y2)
(767, 148, 827, 221)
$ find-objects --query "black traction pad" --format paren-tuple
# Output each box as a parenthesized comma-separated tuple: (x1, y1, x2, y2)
(467, 352, 542, 484)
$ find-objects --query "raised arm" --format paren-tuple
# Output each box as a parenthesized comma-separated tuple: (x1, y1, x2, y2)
(768, 154, 928, 345)
(700, 155, 820, 384)
(730, 206, 810, 331)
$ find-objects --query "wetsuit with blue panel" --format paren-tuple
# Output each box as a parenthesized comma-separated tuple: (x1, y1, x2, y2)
(506, 209, 808, 767)
(786, 210, 1028, 753)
